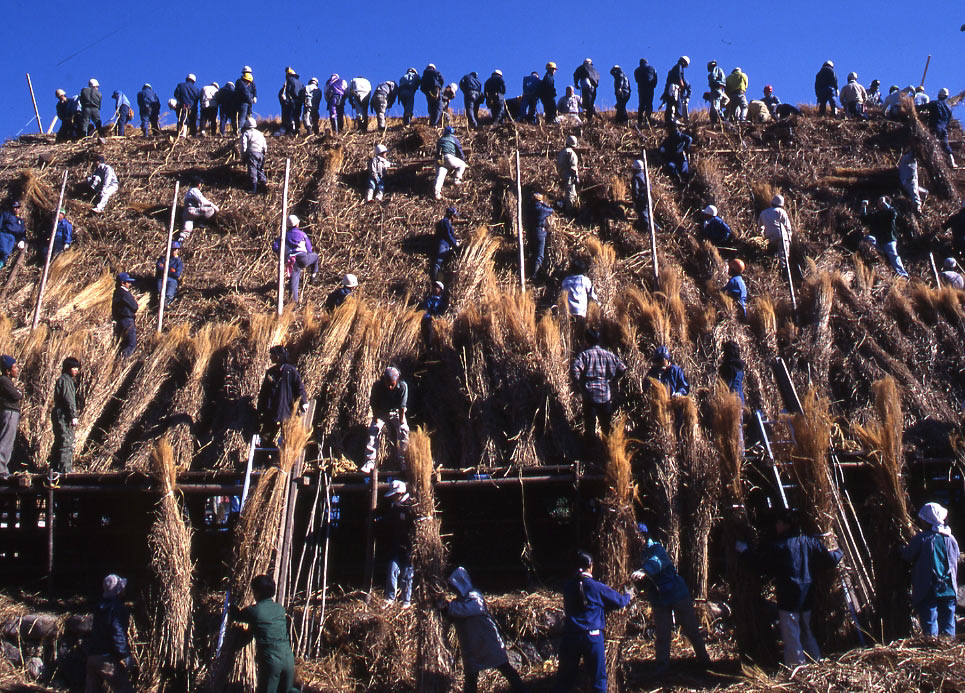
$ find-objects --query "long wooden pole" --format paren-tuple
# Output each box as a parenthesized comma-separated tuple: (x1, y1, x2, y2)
(783, 234, 797, 311)
(26, 73, 43, 134)
(277, 158, 291, 316)
(362, 464, 379, 596)
(157, 181, 180, 333)
(929, 252, 942, 288)
(515, 148, 525, 290)
(920, 55, 932, 88)
(31, 171, 68, 330)
(642, 151, 659, 282)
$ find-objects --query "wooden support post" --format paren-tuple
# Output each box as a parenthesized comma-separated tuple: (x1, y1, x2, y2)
(157, 182, 180, 332)
(277, 158, 291, 316)
(275, 399, 315, 607)
(46, 485, 54, 585)
(929, 252, 942, 288)
(515, 148, 525, 290)
(642, 151, 659, 282)
(46, 117, 58, 136)
(26, 73, 43, 135)
(362, 464, 379, 595)
(920, 55, 932, 88)
(783, 238, 797, 311)
(31, 170, 68, 330)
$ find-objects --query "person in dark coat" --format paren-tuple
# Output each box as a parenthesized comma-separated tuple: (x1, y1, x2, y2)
(521, 71, 542, 123)
(610, 66, 631, 122)
(814, 60, 838, 116)
(361, 367, 409, 473)
(571, 328, 626, 441)
(256, 345, 308, 447)
(236, 68, 257, 127)
(555, 551, 632, 693)
(459, 72, 484, 129)
(718, 340, 745, 404)
(440, 567, 526, 693)
(431, 207, 461, 279)
(174, 73, 201, 135)
(418, 280, 449, 344)
(699, 205, 732, 245)
(50, 357, 80, 474)
(902, 502, 961, 636)
(155, 242, 184, 306)
(283, 67, 304, 135)
(55, 89, 80, 140)
(540, 62, 558, 122)
(483, 70, 507, 126)
(630, 160, 660, 231)
(528, 191, 554, 278)
(398, 68, 421, 126)
(230, 575, 297, 693)
(918, 89, 956, 167)
(723, 259, 748, 320)
(85, 574, 132, 693)
(662, 56, 690, 125)
(647, 346, 689, 397)
(136, 83, 161, 137)
(378, 480, 416, 604)
(217, 81, 237, 135)
(0, 201, 27, 269)
(42, 208, 73, 259)
(659, 125, 692, 182)
(111, 273, 138, 358)
(325, 273, 357, 311)
(737, 509, 843, 666)
(573, 59, 601, 120)
(0, 356, 22, 477)
(421, 64, 445, 126)
(634, 59, 658, 126)
(79, 78, 103, 136)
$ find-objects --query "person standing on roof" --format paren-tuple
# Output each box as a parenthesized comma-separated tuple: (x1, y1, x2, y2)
(555, 550, 632, 693)
(112, 273, 138, 358)
(366, 144, 391, 202)
(431, 207, 460, 279)
(737, 509, 843, 666)
(273, 216, 318, 304)
(919, 88, 957, 168)
(839, 72, 868, 120)
(866, 80, 883, 110)
(630, 160, 659, 232)
(110, 90, 132, 136)
(484, 70, 507, 126)
(240, 117, 268, 194)
(440, 566, 527, 693)
(659, 124, 692, 182)
(196, 82, 218, 135)
(348, 76, 372, 132)
(0, 202, 26, 270)
(561, 258, 598, 322)
(634, 59, 658, 126)
(421, 63, 445, 126)
(217, 80, 237, 136)
(914, 86, 930, 106)
(724, 258, 748, 319)
(939, 258, 964, 289)
(557, 86, 583, 124)
(758, 194, 792, 260)
(301, 77, 321, 133)
(361, 367, 409, 474)
(648, 346, 689, 397)
(325, 274, 358, 311)
(898, 148, 927, 214)
(610, 66, 631, 123)
(860, 197, 909, 278)
(257, 345, 308, 447)
(557, 135, 580, 212)
(571, 328, 625, 441)
(902, 503, 960, 636)
(541, 62, 559, 123)
(521, 71, 542, 124)
(324, 74, 347, 133)
(378, 480, 415, 605)
(282, 67, 304, 135)
(0, 356, 22, 477)
(662, 56, 690, 125)
(459, 72, 484, 130)
(814, 60, 838, 116)
(700, 205, 732, 245)
(528, 191, 554, 278)
(882, 85, 907, 120)
(433, 126, 467, 200)
(136, 83, 160, 137)
(85, 575, 133, 693)
(724, 67, 748, 122)
(43, 208, 73, 258)
(371, 80, 397, 131)
(79, 78, 103, 136)
(440, 82, 459, 124)
(155, 241, 184, 307)
(230, 575, 297, 693)
(54, 89, 80, 141)
(632, 523, 711, 673)
(174, 74, 200, 135)
(706, 60, 726, 124)
(719, 340, 746, 404)
(50, 357, 81, 474)
(236, 66, 257, 127)
(573, 59, 600, 120)
(88, 155, 119, 214)
(398, 68, 421, 126)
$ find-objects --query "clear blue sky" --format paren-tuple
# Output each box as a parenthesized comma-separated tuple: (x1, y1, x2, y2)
(1, 0, 961, 140)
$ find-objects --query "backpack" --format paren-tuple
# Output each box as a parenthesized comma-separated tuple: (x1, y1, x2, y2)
(927, 533, 956, 599)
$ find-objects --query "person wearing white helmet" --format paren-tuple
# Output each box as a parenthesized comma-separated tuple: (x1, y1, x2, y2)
(919, 87, 957, 167)
(85, 574, 133, 692)
(398, 68, 421, 126)
(610, 65, 632, 123)
(483, 70, 507, 126)
(301, 77, 321, 133)
(662, 56, 691, 125)
(459, 71, 484, 129)
(174, 74, 201, 135)
(898, 147, 927, 214)
(378, 478, 415, 605)
(87, 155, 119, 214)
(78, 78, 102, 136)
(814, 60, 839, 116)
(902, 503, 960, 637)
(700, 204, 733, 245)
(272, 215, 318, 304)
(940, 258, 965, 290)
(366, 143, 391, 202)
(325, 273, 358, 310)
(839, 72, 869, 120)
(573, 58, 601, 120)
(136, 83, 161, 137)
(182, 175, 219, 234)
(758, 194, 793, 260)
(240, 117, 268, 194)
(362, 366, 409, 475)
(347, 75, 372, 132)
(914, 85, 930, 106)
(725, 67, 749, 121)
(557, 135, 580, 211)
(630, 159, 660, 231)
(54, 88, 81, 141)
(421, 63, 445, 126)
(370, 80, 397, 131)
(199, 81, 220, 135)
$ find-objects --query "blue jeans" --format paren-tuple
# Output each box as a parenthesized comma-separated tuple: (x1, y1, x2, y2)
(237, 102, 251, 127)
(530, 228, 547, 276)
(427, 96, 442, 126)
(917, 596, 956, 636)
(555, 629, 606, 693)
(521, 95, 539, 123)
(116, 109, 130, 135)
(116, 318, 136, 358)
(156, 277, 178, 305)
(866, 237, 909, 278)
(289, 252, 318, 304)
(386, 551, 413, 603)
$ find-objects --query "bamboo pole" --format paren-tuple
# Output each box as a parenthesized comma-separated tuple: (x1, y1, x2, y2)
(26, 73, 43, 134)
(277, 158, 291, 316)
(31, 171, 68, 330)
(46, 116, 58, 136)
(157, 182, 180, 333)
(642, 151, 659, 282)
(515, 148, 525, 290)
(929, 252, 942, 288)
(362, 464, 379, 595)
(920, 55, 932, 88)
(783, 236, 797, 311)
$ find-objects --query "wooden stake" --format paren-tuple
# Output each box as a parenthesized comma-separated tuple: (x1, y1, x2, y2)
(157, 181, 180, 333)
(362, 464, 379, 595)
(642, 151, 659, 282)
(929, 252, 942, 288)
(277, 158, 291, 316)
(515, 148, 525, 290)
(26, 73, 43, 135)
(920, 55, 932, 88)
(31, 171, 68, 330)
(46, 116, 58, 136)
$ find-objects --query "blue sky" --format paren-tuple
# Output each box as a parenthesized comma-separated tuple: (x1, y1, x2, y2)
(1, 0, 961, 140)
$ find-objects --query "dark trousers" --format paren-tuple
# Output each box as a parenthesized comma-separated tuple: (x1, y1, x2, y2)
(81, 108, 102, 136)
(256, 651, 296, 693)
(464, 92, 483, 128)
(530, 228, 547, 277)
(637, 89, 654, 124)
(427, 95, 443, 126)
(522, 95, 539, 123)
(116, 318, 136, 358)
(290, 252, 319, 303)
(555, 629, 606, 693)
(56, 121, 77, 142)
(51, 415, 75, 473)
(140, 107, 161, 136)
(615, 93, 630, 122)
(238, 102, 252, 127)
(116, 109, 130, 135)
(488, 96, 506, 125)
(583, 400, 614, 439)
(935, 125, 953, 156)
(156, 277, 178, 305)
(541, 96, 557, 122)
(844, 101, 868, 120)
(465, 662, 526, 693)
(817, 88, 837, 115)
(400, 94, 415, 125)
(583, 87, 597, 119)
(247, 150, 267, 193)
(219, 107, 237, 135)
(432, 241, 452, 279)
(177, 104, 199, 134)
(200, 106, 218, 134)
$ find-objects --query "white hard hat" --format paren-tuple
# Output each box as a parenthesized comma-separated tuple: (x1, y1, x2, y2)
(385, 480, 407, 497)
(632, 159, 644, 171)
(494, 69, 502, 76)
(309, 77, 318, 85)
(186, 73, 196, 82)
(246, 117, 257, 128)
(342, 273, 358, 288)
(55, 89, 66, 97)
(733, 67, 742, 73)
(771, 194, 785, 207)
(824, 60, 834, 68)
(702, 205, 717, 216)
(89, 78, 99, 87)
(288, 214, 299, 227)
(944, 257, 958, 270)
(167, 98, 178, 110)
(680, 56, 690, 66)
(375, 144, 388, 154)
(566, 135, 578, 147)
(242, 65, 253, 73)
(939, 88, 950, 99)
(211, 82, 220, 89)
(584, 58, 593, 64)
(847, 72, 858, 82)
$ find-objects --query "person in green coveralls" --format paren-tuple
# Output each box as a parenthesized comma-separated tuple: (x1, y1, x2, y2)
(230, 575, 298, 693)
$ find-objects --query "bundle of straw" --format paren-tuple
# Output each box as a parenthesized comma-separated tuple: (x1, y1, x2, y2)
(144, 438, 195, 690)
(407, 429, 453, 692)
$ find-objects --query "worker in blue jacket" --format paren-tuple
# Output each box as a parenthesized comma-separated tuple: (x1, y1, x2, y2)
(111, 91, 132, 136)
(528, 191, 554, 278)
(217, 81, 237, 135)
(283, 67, 304, 135)
(632, 524, 710, 672)
(700, 205, 732, 245)
(459, 72, 484, 130)
(723, 259, 748, 319)
(484, 70, 507, 126)
(573, 59, 601, 120)
(41, 208, 73, 259)
(398, 68, 421, 126)
(421, 64, 445, 126)
(0, 201, 27, 269)
(521, 71, 542, 124)
(718, 340, 745, 404)
(919, 89, 956, 167)
(174, 74, 201, 135)
(555, 550, 631, 693)
(662, 56, 690, 125)
(902, 502, 961, 636)
(431, 207, 461, 279)
(136, 83, 160, 137)
(85, 575, 133, 692)
(647, 346, 689, 397)
(630, 160, 660, 232)
(659, 125, 693, 182)
(236, 68, 257, 127)
(155, 242, 184, 307)
(610, 66, 631, 123)
(541, 63, 558, 122)
(54, 89, 80, 141)
(634, 59, 658, 126)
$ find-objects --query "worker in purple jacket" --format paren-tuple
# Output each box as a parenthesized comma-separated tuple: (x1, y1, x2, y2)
(272, 215, 318, 304)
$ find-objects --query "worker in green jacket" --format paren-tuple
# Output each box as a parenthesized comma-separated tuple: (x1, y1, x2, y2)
(231, 575, 298, 693)
(51, 357, 81, 473)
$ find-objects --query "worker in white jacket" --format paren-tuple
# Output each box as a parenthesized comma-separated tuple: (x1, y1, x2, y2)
(348, 77, 372, 132)
(182, 176, 219, 234)
(88, 155, 119, 214)
(301, 78, 320, 133)
(240, 117, 268, 194)
(200, 82, 220, 135)
(758, 194, 792, 261)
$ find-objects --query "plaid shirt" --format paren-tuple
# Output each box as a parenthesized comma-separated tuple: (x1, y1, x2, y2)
(571, 345, 626, 404)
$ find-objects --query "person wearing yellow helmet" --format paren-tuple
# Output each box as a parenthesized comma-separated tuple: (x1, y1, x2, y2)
(541, 61, 558, 122)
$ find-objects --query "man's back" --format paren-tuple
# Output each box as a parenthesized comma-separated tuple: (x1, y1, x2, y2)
(239, 599, 291, 657)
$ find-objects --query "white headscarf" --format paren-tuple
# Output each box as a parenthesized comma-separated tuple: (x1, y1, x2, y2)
(103, 574, 128, 598)
(919, 502, 951, 535)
